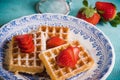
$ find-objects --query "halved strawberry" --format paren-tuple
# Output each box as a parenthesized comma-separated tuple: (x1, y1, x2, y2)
(56, 46, 75, 68)
(46, 36, 65, 48)
(56, 46, 80, 68)
(95, 1, 116, 21)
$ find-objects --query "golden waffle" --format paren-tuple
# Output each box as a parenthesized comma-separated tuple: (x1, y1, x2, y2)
(4, 32, 46, 74)
(38, 26, 70, 42)
(39, 41, 94, 80)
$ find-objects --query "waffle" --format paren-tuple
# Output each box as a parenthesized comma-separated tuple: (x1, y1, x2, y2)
(4, 31, 46, 74)
(39, 41, 94, 80)
(4, 26, 70, 75)
(38, 26, 70, 43)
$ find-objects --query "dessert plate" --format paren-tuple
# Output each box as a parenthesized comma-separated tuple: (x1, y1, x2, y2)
(0, 13, 115, 80)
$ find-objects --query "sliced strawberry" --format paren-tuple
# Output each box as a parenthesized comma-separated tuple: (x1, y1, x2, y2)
(15, 34, 34, 53)
(95, 1, 116, 21)
(18, 35, 33, 49)
(21, 35, 33, 45)
(46, 36, 65, 48)
(15, 34, 29, 43)
(73, 47, 80, 62)
(56, 46, 75, 68)
(20, 45, 34, 53)
(19, 41, 34, 50)
(15, 34, 33, 45)
(56, 46, 80, 68)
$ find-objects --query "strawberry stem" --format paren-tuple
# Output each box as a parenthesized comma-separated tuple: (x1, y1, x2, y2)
(81, 0, 96, 18)
(83, 0, 88, 7)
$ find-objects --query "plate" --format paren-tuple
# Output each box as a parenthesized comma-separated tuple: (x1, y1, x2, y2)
(0, 13, 115, 80)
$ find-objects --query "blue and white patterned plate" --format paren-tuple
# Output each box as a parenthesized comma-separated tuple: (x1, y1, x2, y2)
(0, 13, 115, 80)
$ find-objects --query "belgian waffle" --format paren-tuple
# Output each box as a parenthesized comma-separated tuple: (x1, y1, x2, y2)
(38, 26, 70, 43)
(39, 41, 94, 80)
(4, 31, 46, 74)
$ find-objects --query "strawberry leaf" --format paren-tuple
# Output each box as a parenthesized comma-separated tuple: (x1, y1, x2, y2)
(82, 7, 96, 18)
(83, 0, 88, 7)
(109, 14, 120, 27)
(100, 17, 107, 24)
(109, 21, 117, 27)
(117, 12, 120, 17)
(81, 0, 96, 18)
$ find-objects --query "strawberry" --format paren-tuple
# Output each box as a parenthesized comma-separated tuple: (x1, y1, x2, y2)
(17, 35, 33, 49)
(76, 0, 100, 25)
(15, 34, 34, 53)
(77, 12, 100, 25)
(95, 1, 116, 21)
(20, 45, 34, 53)
(19, 42, 34, 50)
(73, 47, 80, 62)
(15, 34, 33, 45)
(56, 46, 75, 68)
(56, 46, 80, 68)
(46, 36, 65, 48)
(15, 34, 29, 44)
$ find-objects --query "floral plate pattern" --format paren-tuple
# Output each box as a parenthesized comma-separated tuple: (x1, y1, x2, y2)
(0, 13, 115, 80)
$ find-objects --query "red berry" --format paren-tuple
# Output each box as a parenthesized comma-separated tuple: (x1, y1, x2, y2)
(76, 0, 100, 25)
(77, 12, 100, 25)
(56, 46, 80, 68)
(46, 36, 65, 48)
(15, 34, 33, 45)
(15, 34, 29, 43)
(73, 47, 80, 62)
(56, 46, 75, 68)
(95, 1, 116, 21)
(15, 34, 34, 53)
(20, 45, 34, 53)
(19, 41, 34, 50)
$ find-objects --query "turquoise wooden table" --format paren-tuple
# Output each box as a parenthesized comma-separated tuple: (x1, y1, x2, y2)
(0, 0, 120, 80)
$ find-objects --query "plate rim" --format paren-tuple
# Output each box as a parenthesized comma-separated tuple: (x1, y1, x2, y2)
(0, 13, 115, 80)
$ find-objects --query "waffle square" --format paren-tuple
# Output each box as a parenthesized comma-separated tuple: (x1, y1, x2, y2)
(39, 41, 94, 80)
(38, 26, 70, 42)
(4, 31, 46, 74)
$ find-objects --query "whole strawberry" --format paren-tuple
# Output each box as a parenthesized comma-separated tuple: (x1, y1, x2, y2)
(95, 1, 116, 21)
(76, 0, 100, 25)
(95, 1, 120, 27)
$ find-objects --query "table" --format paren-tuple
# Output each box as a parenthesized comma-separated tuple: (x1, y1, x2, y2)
(0, 0, 120, 80)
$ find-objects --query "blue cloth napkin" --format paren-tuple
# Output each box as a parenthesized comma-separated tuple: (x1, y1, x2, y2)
(0, 0, 120, 80)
